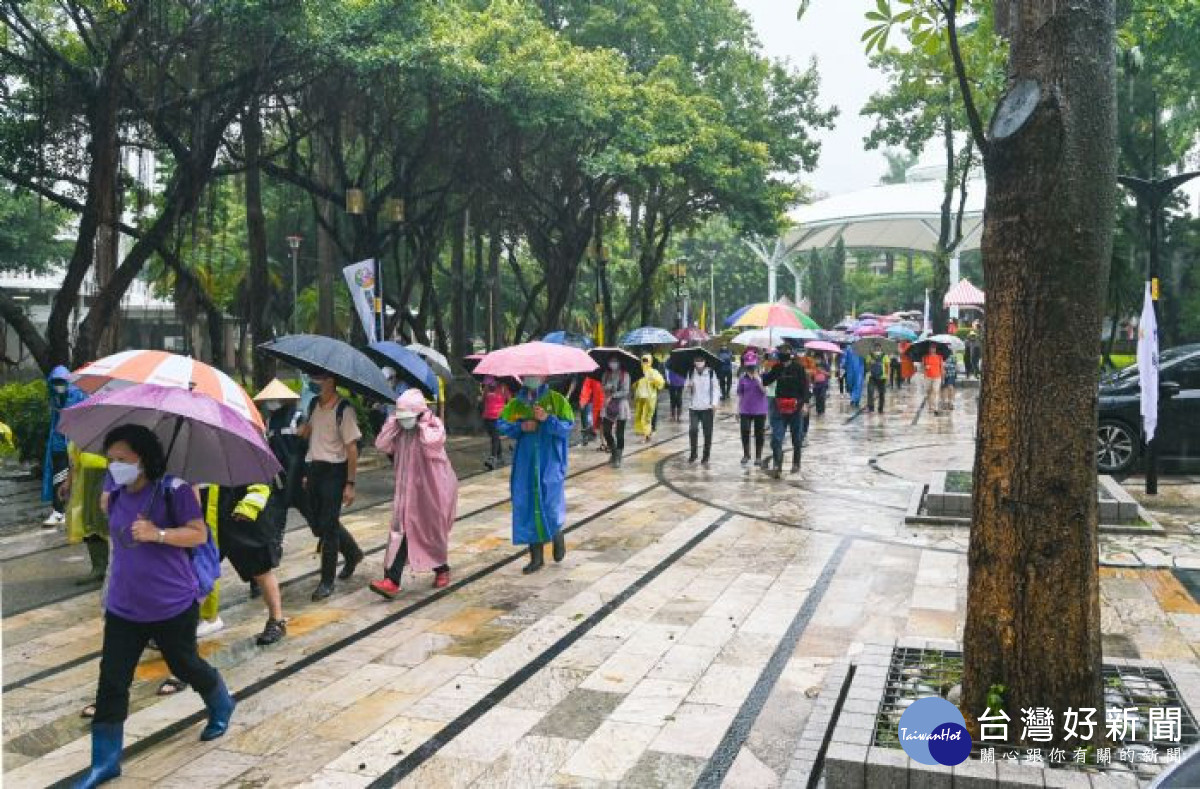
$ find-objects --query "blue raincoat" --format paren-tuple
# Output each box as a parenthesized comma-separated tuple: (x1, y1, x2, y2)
(497, 384, 574, 545)
(842, 348, 865, 408)
(42, 365, 86, 502)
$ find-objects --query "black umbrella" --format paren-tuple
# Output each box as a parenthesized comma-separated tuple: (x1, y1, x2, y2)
(463, 354, 521, 390)
(589, 347, 644, 384)
(259, 334, 397, 403)
(906, 339, 952, 361)
(667, 346, 721, 377)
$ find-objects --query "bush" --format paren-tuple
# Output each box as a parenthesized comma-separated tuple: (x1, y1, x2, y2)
(0, 380, 50, 464)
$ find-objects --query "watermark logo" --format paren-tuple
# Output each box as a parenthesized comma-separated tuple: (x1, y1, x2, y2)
(898, 697, 973, 766)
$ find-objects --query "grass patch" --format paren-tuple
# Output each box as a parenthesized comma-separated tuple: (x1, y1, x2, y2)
(944, 470, 973, 493)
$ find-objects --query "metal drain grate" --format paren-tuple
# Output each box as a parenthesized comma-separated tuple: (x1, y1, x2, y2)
(873, 647, 1200, 781)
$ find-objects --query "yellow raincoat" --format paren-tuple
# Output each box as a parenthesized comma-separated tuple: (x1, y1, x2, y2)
(632, 362, 665, 438)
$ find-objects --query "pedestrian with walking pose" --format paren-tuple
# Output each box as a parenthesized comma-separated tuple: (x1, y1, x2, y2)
(842, 345, 865, 409)
(717, 346, 734, 401)
(43, 366, 86, 527)
(601, 358, 632, 468)
(480, 376, 512, 470)
(684, 355, 719, 466)
(940, 351, 958, 411)
(78, 425, 234, 789)
(497, 377, 573, 574)
(667, 366, 686, 422)
(888, 351, 903, 389)
(736, 351, 768, 466)
(577, 374, 604, 447)
(59, 444, 109, 585)
(299, 374, 365, 601)
(370, 389, 457, 598)
(810, 353, 831, 416)
(763, 348, 811, 478)
(921, 347, 945, 416)
(633, 354, 664, 443)
(866, 350, 887, 413)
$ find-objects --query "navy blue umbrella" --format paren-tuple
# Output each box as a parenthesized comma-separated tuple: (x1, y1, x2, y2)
(543, 330, 595, 349)
(362, 342, 439, 399)
(259, 334, 396, 403)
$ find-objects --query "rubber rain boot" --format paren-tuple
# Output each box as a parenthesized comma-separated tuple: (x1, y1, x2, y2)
(75, 721, 123, 788)
(199, 676, 235, 741)
(552, 533, 566, 562)
(76, 537, 108, 586)
(522, 543, 545, 575)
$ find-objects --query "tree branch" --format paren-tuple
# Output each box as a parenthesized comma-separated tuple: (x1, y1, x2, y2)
(940, 0, 989, 156)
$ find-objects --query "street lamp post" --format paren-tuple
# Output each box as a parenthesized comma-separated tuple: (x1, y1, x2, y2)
(286, 235, 302, 333)
(672, 259, 688, 330)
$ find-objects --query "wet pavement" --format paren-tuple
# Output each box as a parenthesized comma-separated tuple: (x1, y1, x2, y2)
(2, 384, 1198, 787)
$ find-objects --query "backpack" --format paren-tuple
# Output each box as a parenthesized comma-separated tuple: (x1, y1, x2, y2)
(869, 357, 885, 380)
(307, 397, 362, 448)
(110, 476, 221, 600)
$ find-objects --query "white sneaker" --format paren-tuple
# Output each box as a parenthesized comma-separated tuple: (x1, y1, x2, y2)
(196, 617, 225, 639)
(42, 510, 65, 528)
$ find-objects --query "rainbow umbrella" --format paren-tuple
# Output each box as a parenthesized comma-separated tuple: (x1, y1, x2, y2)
(728, 302, 820, 330)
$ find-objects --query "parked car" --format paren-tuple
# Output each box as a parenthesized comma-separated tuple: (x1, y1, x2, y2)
(1097, 344, 1200, 474)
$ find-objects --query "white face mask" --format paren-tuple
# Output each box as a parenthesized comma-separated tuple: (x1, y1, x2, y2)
(694, 361, 706, 372)
(262, 401, 281, 413)
(108, 461, 141, 487)
(398, 411, 418, 429)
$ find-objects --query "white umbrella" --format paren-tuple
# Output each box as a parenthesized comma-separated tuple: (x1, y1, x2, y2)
(405, 343, 452, 379)
(731, 327, 819, 348)
(927, 333, 966, 352)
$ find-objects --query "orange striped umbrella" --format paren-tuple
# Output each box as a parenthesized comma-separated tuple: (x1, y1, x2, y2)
(72, 350, 264, 430)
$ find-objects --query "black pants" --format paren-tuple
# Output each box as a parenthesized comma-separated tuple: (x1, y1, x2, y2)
(868, 378, 887, 412)
(813, 386, 828, 415)
(689, 409, 714, 461)
(484, 418, 502, 458)
(739, 414, 765, 460)
(385, 536, 450, 584)
(307, 461, 362, 584)
(668, 386, 683, 417)
(603, 418, 626, 453)
(50, 450, 69, 511)
(718, 371, 732, 400)
(94, 603, 218, 724)
(889, 366, 901, 388)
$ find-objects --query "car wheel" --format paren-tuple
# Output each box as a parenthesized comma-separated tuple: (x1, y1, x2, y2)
(1097, 420, 1139, 474)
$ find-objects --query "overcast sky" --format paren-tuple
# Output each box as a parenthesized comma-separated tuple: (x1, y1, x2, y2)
(736, 0, 888, 197)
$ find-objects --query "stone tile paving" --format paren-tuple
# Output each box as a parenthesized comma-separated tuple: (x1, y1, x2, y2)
(3, 385, 1198, 787)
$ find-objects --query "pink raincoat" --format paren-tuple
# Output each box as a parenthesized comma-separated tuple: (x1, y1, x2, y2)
(374, 389, 458, 572)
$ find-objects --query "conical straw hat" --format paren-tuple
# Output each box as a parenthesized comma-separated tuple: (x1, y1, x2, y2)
(253, 378, 300, 402)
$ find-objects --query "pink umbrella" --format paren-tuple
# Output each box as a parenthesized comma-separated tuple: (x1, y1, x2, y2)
(804, 340, 842, 354)
(474, 341, 598, 378)
(58, 383, 280, 486)
(854, 325, 888, 337)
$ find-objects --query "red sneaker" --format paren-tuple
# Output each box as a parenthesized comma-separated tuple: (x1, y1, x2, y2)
(369, 578, 401, 599)
(433, 570, 451, 589)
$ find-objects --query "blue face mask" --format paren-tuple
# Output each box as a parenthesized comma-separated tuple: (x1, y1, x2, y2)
(307, 380, 323, 394)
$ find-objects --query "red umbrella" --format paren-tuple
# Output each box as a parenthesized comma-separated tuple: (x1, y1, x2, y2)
(674, 327, 710, 343)
(474, 341, 598, 378)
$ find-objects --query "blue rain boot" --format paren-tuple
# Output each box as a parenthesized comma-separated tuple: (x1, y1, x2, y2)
(199, 676, 235, 741)
(75, 722, 122, 788)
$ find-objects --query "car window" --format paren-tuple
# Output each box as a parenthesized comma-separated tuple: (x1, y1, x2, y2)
(1165, 357, 1200, 390)
(1114, 349, 1200, 386)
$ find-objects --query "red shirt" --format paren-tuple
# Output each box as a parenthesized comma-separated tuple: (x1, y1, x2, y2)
(923, 353, 944, 380)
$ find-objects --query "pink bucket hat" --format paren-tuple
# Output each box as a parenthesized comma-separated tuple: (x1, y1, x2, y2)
(396, 388, 429, 414)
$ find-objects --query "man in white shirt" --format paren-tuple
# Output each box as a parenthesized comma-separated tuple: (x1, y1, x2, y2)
(684, 356, 719, 466)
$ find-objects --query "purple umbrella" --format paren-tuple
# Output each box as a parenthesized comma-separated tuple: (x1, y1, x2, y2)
(58, 383, 280, 487)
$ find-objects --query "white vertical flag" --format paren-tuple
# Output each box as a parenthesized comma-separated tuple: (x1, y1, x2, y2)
(342, 259, 378, 344)
(1137, 282, 1159, 442)
(922, 289, 931, 335)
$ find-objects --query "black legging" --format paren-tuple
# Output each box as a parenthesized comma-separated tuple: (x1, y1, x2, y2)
(603, 418, 626, 452)
(385, 536, 449, 584)
(740, 414, 765, 460)
(484, 418, 502, 458)
(668, 386, 683, 417)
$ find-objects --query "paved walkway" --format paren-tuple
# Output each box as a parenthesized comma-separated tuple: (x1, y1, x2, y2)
(3, 385, 1198, 787)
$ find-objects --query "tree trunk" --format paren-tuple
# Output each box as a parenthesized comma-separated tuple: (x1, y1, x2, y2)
(243, 98, 275, 389)
(962, 0, 1115, 744)
(906, 253, 915, 308)
(93, 121, 122, 358)
(315, 138, 338, 337)
(450, 208, 468, 361)
(488, 231, 502, 350)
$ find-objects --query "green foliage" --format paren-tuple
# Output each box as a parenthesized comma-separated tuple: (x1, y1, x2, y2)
(0, 186, 72, 273)
(0, 379, 50, 464)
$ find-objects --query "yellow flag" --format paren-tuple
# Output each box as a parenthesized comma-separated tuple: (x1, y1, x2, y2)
(699, 301, 707, 333)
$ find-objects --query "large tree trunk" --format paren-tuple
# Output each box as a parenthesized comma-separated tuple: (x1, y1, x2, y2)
(962, 0, 1116, 743)
(93, 121, 122, 358)
(315, 137, 338, 337)
(243, 98, 276, 389)
(450, 208, 467, 360)
(487, 231, 502, 349)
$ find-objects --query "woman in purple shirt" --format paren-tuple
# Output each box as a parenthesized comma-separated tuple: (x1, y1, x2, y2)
(736, 351, 769, 466)
(79, 425, 234, 789)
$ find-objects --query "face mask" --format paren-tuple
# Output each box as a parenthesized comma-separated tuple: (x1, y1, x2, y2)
(398, 411, 418, 429)
(694, 361, 706, 371)
(51, 382, 68, 393)
(108, 461, 141, 487)
(608, 360, 620, 371)
(307, 380, 324, 394)
(524, 376, 543, 389)
(263, 401, 281, 413)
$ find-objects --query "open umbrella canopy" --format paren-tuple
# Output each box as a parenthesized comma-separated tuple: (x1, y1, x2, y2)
(462, 353, 485, 373)
(667, 346, 721, 377)
(853, 324, 888, 338)
(589, 347, 644, 383)
(474, 341, 598, 378)
(731, 327, 819, 349)
(673, 326, 710, 344)
(804, 340, 842, 354)
(404, 343, 453, 380)
(58, 384, 280, 487)
(619, 327, 677, 347)
(730, 302, 820, 330)
(259, 334, 397, 403)
(854, 336, 899, 355)
(885, 324, 919, 342)
(927, 333, 966, 352)
(907, 338, 953, 360)
(542, 331, 595, 350)
(363, 341, 438, 399)
(72, 349, 263, 430)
